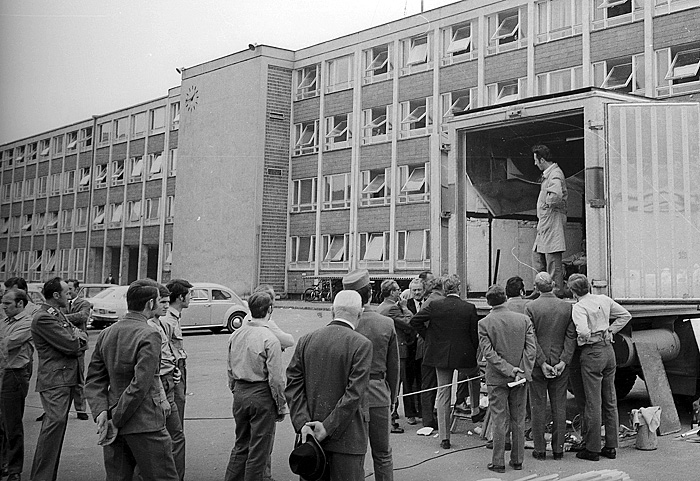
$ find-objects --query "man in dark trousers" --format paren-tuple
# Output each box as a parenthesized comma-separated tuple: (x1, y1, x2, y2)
(285, 290, 372, 481)
(30, 277, 88, 481)
(410, 274, 480, 449)
(64, 278, 92, 420)
(525, 272, 576, 461)
(86, 279, 177, 481)
(344, 270, 399, 481)
(479, 285, 536, 474)
(403, 278, 425, 425)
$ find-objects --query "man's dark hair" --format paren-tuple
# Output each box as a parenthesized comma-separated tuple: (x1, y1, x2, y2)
(486, 285, 507, 307)
(356, 284, 372, 305)
(127, 279, 159, 311)
(505, 276, 524, 298)
(5, 288, 28, 307)
(418, 271, 433, 280)
(67, 278, 80, 289)
(166, 279, 193, 304)
(5, 277, 28, 291)
(380, 280, 398, 300)
(532, 144, 551, 162)
(248, 291, 273, 319)
(567, 274, 590, 297)
(157, 284, 170, 298)
(42, 277, 64, 300)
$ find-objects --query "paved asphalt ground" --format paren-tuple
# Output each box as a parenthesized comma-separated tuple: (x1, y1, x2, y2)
(18, 303, 700, 480)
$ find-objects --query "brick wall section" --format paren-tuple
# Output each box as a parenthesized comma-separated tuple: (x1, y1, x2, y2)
(95, 148, 109, 165)
(397, 138, 430, 165)
(292, 155, 318, 179)
(169, 130, 178, 149)
(653, 9, 700, 49)
(143, 226, 159, 244)
(145, 181, 161, 198)
(106, 229, 122, 246)
(124, 227, 139, 244)
(362, 80, 394, 109)
(126, 184, 141, 201)
(293, 96, 320, 122)
(590, 22, 644, 62)
(259, 65, 293, 293)
(534, 36, 583, 73)
(440, 61, 478, 93)
(78, 151, 93, 169)
(289, 212, 316, 236)
(398, 71, 434, 101)
(112, 143, 127, 160)
(484, 50, 528, 84)
(148, 134, 165, 154)
(395, 203, 431, 230)
(322, 149, 352, 175)
(64, 156, 76, 171)
(359, 143, 391, 170)
(357, 206, 390, 231)
(320, 209, 350, 233)
(324, 90, 354, 116)
(130, 139, 145, 157)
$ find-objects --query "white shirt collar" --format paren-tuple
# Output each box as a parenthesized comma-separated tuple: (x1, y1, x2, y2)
(333, 318, 355, 330)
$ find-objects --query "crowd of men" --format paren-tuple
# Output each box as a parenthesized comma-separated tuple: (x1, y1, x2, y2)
(0, 266, 632, 481)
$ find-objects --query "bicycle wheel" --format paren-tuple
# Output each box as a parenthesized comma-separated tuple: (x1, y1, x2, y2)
(304, 287, 320, 302)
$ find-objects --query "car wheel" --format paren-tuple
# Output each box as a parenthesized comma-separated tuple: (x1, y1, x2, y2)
(227, 312, 246, 333)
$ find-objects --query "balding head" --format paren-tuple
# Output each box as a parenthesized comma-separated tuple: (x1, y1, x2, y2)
(332, 290, 363, 328)
(534, 272, 554, 293)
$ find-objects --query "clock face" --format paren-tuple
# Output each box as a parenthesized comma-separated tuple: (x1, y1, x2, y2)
(185, 85, 199, 112)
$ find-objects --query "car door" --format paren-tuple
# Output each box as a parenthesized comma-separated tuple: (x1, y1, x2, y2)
(210, 287, 234, 327)
(185, 288, 212, 326)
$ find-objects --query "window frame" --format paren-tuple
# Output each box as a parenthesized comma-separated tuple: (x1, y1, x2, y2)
(324, 113, 352, 151)
(53, 135, 64, 157)
(168, 149, 178, 176)
(166, 195, 175, 222)
(98, 122, 111, 144)
(363, 43, 393, 84)
(78, 167, 91, 191)
(63, 170, 76, 193)
(37, 176, 48, 197)
(441, 20, 476, 65)
(114, 117, 128, 142)
(145, 197, 160, 223)
(147, 152, 164, 180)
(50, 173, 62, 195)
(109, 202, 123, 226)
(360, 167, 391, 207)
(75, 207, 88, 229)
(111, 160, 125, 186)
(440, 88, 478, 121)
(594, 55, 644, 94)
(399, 97, 433, 138)
(171, 102, 181, 129)
(150, 106, 166, 132)
(80, 126, 93, 151)
(23, 178, 35, 199)
(400, 33, 432, 76)
(289, 235, 316, 268)
(396, 229, 431, 268)
(94, 164, 108, 188)
(321, 233, 350, 268)
(487, 6, 528, 55)
(358, 232, 390, 267)
(295, 64, 320, 100)
(46, 211, 59, 232)
(326, 55, 354, 93)
(535, 0, 583, 44)
(128, 156, 144, 183)
(293, 120, 319, 156)
(291, 177, 317, 213)
(536, 66, 583, 95)
(66, 131, 78, 152)
(592, 0, 644, 29)
(92, 205, 105, 228)
(398, 163, 430, 204)
(656, 44, 700, 96)
(361, 105, 393, 145)
(60, 209, 73, 232)
(486, 78, 528, 105)
(323, 173, 351, 210)
(127, 200, 142, 225)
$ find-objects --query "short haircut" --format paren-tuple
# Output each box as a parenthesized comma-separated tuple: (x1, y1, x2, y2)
(380, 280, 398, 300)
(418, 271, 433, 280)
(166, 279, 193, 303)
(409, 278, 425, 290)
(532, 144, 551, 162)
(333, 290, 363, 321)
(67, 278, 80, 288)
(428, 276, 444, 293)
(534, 272, 554, 293)
(42, 277, 64, 300)
(127, 279, 159, 311)
(5, 277, 28, 291)
(567, 274, 590, 297)
(254, 284, 276, 302)
(505, 276, 525, 298)
(4, 288, 28, 307)
(248, 291, 273, 319)
(442, 274, 461, 295)
(157, 284, 170, 298)
(486, 285, 507, 307)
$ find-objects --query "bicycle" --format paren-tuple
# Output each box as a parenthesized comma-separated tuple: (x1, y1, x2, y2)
(303, 280, 332, 302)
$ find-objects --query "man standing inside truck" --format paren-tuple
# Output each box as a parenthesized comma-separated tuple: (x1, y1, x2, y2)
(532, 144, 568, 293)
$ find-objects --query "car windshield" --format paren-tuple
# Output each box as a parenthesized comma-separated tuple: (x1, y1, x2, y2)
(92, 287, 127, 300)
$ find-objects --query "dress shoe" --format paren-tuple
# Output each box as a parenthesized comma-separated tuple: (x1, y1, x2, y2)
(600, 447, 616, 459)
(576, 449, 600, 461)
(453, 401, 470, 414)
(77, 412, 89, 420)
(532, 450, 546, 460)
(486, 440, 511, 450)
(487, 463, 505, 474)
(390, 424, 404, 434)
(471, 408, 486, 423)
(36, 413, 45, 422)
(568, 441, 586, 452)
(7, 473, 21, 481)
(440, 439, 451, 449)
(406, 416, 417, 425)
(553, 452, 564, 460)
(509, 460, 523, 470)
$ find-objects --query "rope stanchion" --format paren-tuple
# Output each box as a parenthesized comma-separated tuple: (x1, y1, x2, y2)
(398, 373, 483, 398)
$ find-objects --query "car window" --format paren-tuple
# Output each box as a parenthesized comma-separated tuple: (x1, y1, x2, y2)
(92, 288, 117, 299)
(29, 291, 45, 304)
(191, 288, 209, 301)
(212, 289, 231, 301)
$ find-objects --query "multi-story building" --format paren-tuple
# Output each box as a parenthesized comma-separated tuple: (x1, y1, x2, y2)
(1, 0, 699, 296)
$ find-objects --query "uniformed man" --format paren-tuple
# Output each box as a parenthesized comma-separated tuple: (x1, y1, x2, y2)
(163, 279, 192, 429)
(64, 278, 92, 420)
(30, 277, 88, 481)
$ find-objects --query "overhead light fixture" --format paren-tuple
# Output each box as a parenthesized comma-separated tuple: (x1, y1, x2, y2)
(248, 43, 258, 51)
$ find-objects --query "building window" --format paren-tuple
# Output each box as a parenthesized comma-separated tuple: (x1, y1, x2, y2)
(656, 44, 700, 96)
(111, 160, 125, 186)
(398, 163, 429, 203)
(24, 178, 35, 199)
(59, 249, 70, 276)
(63, 170, 75, 193)
(654, 0, 700, 16)
(109, 203, 123, 226)
(163, 242, 173, 271)
(441, 88, 478, 121)
(114, 117, 128, 141)
(46, 212, 59, 232)
(78, 168, 91, 191)
(593, 0, 643, 29)
(2, 184, 10, 202)
(80, 127, 93, 150)
(27, 142, 37, 162)
(150, 107, 165, 132)
(127, 200, 142, 225)
(61, 209, 73, 231)
(75, 207, 88, 229)
(15, 146, 25, 164)
(399, 97, 433, 138)
(594, 54, 644, 94)
(131, 112, 146, 137)
(322, 234, 349, 266)
(293, 120, 319, 156)
(323, 173, 351, 210)
(37, 176, 48, 196)
(21, 214, 32, 233)
(146, 197, 160, 223)
(359, 232, 389, 267)
(92, 205, 105, 228)
(147, 152, 164, 180)
(0, 218, 8, 234)
(34, 213, 45, 232)
(295, 64, 320, 100)
(50, 173, 62, 195)
(363, 43, 393, 84)
(361, 105, 392, 144)
(536, 66, 583, 95)
(171, 102, 180, 129)
(10, 216, 21, 234)
(39, 139, 50, 157)
(66, 131, 78, 151)
(291, 178, 317, 213)
(166, 195, 175, 222)
(487, 78, 528, 105)
(324, 113, 352, 151)
(12, 181, 22, 200)
(53, 135, 64, 156)
(400, 33, 432, 75)
(361, 168, 391, 207)
(441, 20, 476, 65)
(289, 235, 316, 268)
(128, 156, 144, 183)
(536, 0, 582, 44)
(326, 55, 354, 93)
(487, 6, 528, 55)
(94, 165, 108, 188)
(168, 149, 177, 176)
(98, 122, 111, 143)
(74, 248, 86, 279)
(42, 249, 57, 275)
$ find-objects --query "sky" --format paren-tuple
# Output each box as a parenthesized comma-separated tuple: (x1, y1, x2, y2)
(0, 0, 461, 145)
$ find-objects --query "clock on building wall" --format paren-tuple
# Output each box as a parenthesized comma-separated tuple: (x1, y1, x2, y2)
(185, 85, 199, 112)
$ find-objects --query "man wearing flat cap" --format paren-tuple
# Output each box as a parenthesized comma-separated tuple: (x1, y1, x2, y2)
(343, 269, 400, 481)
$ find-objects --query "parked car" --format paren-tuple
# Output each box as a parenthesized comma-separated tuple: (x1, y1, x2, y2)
(27, 283, 46, 305)
(86, 282, 249, 333)
(78, 283, 114, 299)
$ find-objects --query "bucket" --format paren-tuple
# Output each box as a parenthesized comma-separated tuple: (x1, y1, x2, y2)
(635, 423, 657, 450)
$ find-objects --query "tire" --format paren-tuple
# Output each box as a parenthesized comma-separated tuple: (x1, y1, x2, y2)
(615, 368, 638, 400)
(304, 287, 319, 302)
(227, 312, 246, 333)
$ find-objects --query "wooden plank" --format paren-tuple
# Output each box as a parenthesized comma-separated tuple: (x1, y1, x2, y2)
(634, 341, 681, 435)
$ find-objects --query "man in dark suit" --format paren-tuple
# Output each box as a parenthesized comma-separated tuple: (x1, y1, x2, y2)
(479, 285, 536, 474)
(525, 272, 576, 461)
(30, 277, 88, 481)
(86, 279, 178, 481)
(403, 278, 425, 424)
(410, 274, 480, 449)
(286, 290, 372, 481)
(344, 270, 399, 481)
(64, 278, 92, 421)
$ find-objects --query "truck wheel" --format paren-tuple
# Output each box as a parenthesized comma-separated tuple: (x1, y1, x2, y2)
(615, 368, 638, 400)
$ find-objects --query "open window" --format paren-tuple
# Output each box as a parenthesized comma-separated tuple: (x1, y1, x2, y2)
(34, 213, 46, 232)
(93, 206, 105, 227)
(666, 47, 700, 81)
(129, 156, 144, 183)
(396, 229, 430, 267)
(291, 177, 317, 213)
(127, 201, 142, 224)
(80, 127, 93, 150)
(594, 54, 644, 93)
(22, 214, 33, 232)
(39, 139, 50, 157)
(487, 6, 527, 54)
(361, 168, 390, 206)
(294, 120, 319, 156)
(295, 65, 320, 100)
(487, 78, 527, 105)
(171, 102, 180, 129)
(326, 55, 354, 93)
(94, 164, 108, 188)
(361, 105, 392, 144)
(111, 160, 125, 185)
(398, 163, 429, 203)
(401, 34, 432, 75)
(325, 113, 352, 150)
(110, 203, 123, 225)
(26, 142, 37, 162)
(400, 98, 433, 137)
(146, 198, 160, 222)
(359, 232, 389, 266)
(443, 21, 474, 63)
(147, 152, 163, 180)
(66, 131, 78, 151)
(441, 88, 478, 120)
(363, 43, 393, 84)
(656, 44, 700, 96)
(15, 146, 25, 164)
(46, 212, 58, 231)
(322, 234, 349, 265)
(593, 0, 643, 29)
(323, 173, 351, 209)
